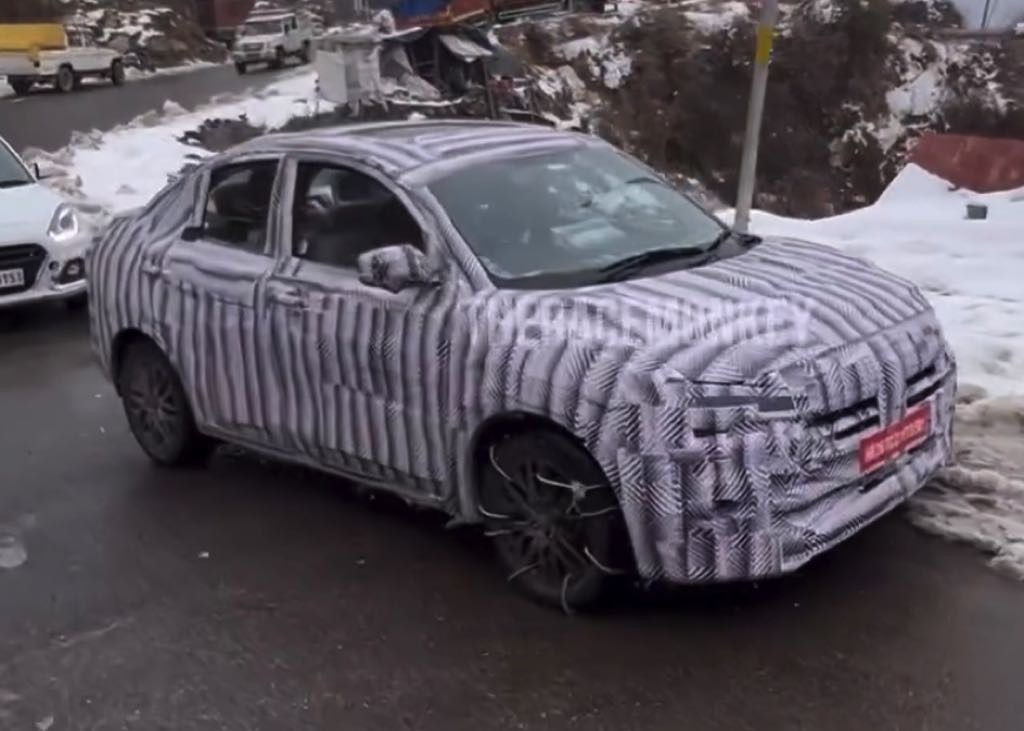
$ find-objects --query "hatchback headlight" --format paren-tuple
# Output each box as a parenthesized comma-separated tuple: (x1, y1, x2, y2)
(48, 204, 79, 243)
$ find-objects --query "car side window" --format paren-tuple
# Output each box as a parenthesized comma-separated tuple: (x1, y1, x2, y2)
(291, 162, 424, 270)
(203, 161, 278, 253)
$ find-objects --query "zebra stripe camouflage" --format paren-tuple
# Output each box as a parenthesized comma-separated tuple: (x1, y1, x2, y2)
(87, 121, 956, 584)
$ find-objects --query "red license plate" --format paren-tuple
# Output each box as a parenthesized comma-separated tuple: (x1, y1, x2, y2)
(858, 402, 932, 473)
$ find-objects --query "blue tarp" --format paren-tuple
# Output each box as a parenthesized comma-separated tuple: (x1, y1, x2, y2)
(392, 0, 449, 20)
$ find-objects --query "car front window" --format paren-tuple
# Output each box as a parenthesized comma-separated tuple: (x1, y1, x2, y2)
(241, 20, 282, 35)
(428, 146, 726, 288)
(0, 141, 33, 188)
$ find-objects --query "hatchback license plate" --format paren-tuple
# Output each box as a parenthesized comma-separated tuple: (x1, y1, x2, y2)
(859, 403, 931, 473)
(0, 269, 25, 290)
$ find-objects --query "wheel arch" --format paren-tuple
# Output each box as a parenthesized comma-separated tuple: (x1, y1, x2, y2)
(461, 410, 610, 516)
(109, 328, 160, 395)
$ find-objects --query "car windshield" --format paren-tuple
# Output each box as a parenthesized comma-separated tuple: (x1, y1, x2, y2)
(0, 140, 32, 188)
(428, 145, 726, 288)
(241, 20, 283, 35)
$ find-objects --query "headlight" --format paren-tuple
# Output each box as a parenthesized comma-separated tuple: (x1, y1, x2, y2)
(48, 204, 79, 243)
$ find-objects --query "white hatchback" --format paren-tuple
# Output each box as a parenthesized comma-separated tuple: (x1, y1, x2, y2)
(0, 135, 88, 309)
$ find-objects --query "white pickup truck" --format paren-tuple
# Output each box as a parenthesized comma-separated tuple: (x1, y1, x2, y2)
(232, 11, 314, 74)
(0, 23, 125, 95)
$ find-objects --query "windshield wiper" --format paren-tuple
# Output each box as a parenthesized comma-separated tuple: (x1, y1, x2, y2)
(0, 179, 31, 188)
(597, 228, 752, 282)
(598, 245, 711, 281)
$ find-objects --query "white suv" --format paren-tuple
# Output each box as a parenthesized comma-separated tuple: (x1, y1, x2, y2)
(0, 136, 88, 309)
(0, 24, 125, 95)
(232, 11, 314, 74)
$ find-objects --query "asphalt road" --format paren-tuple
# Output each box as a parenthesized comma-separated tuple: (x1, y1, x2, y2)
(0, 64, 290, 154)
(0, 304, 1022, 731)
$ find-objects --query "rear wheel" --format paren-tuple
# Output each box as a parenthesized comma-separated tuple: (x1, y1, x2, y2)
(117, 339, 213, 467)
(298, 41, 311, 64)
(477, 429, 627, 611)
(9, 78, 32, 95)
(110, 59, 126, 86)
(55, 65, 75, 93)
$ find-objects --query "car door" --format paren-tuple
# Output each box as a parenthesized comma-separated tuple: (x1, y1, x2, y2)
(79, 28, 105, 72)
(263, 156, 455, 500)
(150, 156, 283, 444)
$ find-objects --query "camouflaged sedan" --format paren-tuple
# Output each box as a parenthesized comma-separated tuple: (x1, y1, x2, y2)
(88, 121, 956, 609)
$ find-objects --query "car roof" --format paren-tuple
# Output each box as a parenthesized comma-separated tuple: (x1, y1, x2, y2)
(230, 120, 592, 182)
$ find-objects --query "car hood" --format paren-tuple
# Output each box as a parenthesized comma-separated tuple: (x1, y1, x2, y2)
(0, 182, 62, 242)
(471, 237, 948, 413)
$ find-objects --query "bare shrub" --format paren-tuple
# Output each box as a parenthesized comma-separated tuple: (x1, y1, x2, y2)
(604, 0, 898, 216)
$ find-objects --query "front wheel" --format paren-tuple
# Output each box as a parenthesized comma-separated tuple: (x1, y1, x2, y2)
(234, 61, 248, 75)
(110, 59, 126, 86)
(478, 430, 628, 611)
(117, 339, 213, 467)
(270, 47, 285, 69)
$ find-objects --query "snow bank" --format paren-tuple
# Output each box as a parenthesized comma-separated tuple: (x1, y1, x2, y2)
(24, 69, 320, 223)
(732, 164, 1024, 399)
(910, 397, 1024, 580)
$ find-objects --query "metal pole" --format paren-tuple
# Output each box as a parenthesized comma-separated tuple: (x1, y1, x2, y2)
(733, 0, 779, 234)
(980, 0, 993, 28)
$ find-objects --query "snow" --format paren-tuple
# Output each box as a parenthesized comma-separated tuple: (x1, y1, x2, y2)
(79, 6, 175, 45)
(23, 69, 320, 223)
(556, 33, 632, 90)
(910, 395, 1024, 580)
(724, 164, 1024, 579)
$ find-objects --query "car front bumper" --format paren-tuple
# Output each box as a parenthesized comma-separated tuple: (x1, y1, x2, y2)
(606, 360, 957, 585)
(0, 235, 89, 309)
(233, 49, 275, 63)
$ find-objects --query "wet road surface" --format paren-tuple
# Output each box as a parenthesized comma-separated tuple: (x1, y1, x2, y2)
(0, 305, 1022, 730)
(0, 64, 290, 154)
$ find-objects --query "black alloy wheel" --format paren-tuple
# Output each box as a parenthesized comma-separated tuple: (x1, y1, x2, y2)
(478, 430, 627, 611)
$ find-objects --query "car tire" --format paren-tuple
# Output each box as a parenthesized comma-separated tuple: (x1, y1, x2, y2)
(477, 429, 628, 612)
(235, 61, 248, 75)
(9, 78, 33, 95)
(270, 47, 285, 69)
(110, 59, 126, 86)
(55, 65, 75, 93)
(299, 41, 311, 64)
(117, 339, 213, 468)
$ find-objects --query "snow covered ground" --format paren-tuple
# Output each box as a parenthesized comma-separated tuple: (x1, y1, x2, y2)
(23, 68, 319, 220)
(19, 72, 1024, 581)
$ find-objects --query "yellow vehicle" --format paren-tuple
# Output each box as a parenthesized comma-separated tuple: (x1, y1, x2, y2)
(0, 22, 125, 95)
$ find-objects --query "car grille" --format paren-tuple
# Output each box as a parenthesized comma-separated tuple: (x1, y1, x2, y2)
(807, 362, 947, 440)
(0, 243, 46, 296)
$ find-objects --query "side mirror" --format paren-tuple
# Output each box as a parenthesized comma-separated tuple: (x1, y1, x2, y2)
(33, 162, 48, 180)
(357, 245, 441, 293)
